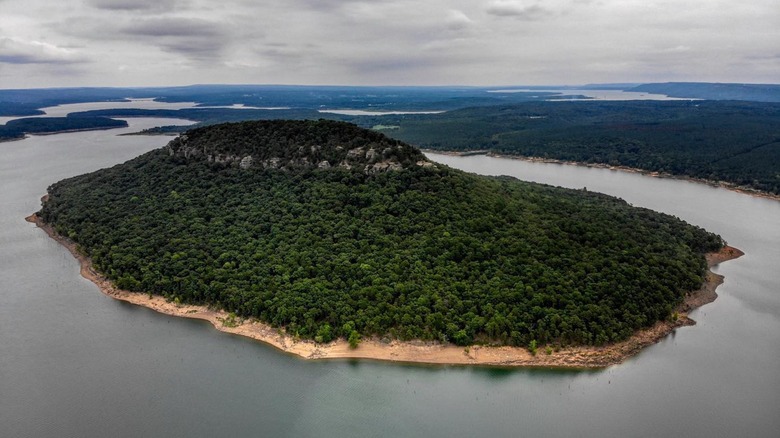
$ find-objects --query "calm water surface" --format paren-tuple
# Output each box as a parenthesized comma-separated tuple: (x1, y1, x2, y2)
(1, 111, 778, 437)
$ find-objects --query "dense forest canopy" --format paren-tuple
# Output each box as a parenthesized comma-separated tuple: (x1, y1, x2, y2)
(381, 101, 780, 195)
(39, 120, 723, 348)
(0, 116, 128, 141)
(60, 99, 780, 196)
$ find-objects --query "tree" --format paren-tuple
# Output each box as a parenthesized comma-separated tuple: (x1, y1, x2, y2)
(348, 330, 361, 349)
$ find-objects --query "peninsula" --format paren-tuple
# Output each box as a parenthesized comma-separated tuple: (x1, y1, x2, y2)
(31, 120, 736, 367)
(0, 116, 128, 141)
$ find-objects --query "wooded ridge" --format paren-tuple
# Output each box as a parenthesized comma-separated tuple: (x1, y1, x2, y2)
(38, 120, 723, 349)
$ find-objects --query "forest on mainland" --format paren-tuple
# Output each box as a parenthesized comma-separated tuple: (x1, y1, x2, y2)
(380, 101, 780, 195)
(4, 85, 777, 196)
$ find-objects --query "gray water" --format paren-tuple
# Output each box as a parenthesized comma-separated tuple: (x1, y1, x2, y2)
(1, 117, 779, 437)
(0, 100, 199, 126)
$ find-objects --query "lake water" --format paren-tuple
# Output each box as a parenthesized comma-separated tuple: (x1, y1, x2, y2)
(1, 111, 778, 437)
(0, 99, 198, 126)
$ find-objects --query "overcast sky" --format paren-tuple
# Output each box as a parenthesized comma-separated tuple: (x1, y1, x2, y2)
(0, 0, 777, 88)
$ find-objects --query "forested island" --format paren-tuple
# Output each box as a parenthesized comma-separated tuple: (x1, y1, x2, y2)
(29, 119, 737, 366)
(0, 116, 128, 141)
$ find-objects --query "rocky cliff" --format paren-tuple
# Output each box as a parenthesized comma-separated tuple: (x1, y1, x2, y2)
(166, 119, 433, 174)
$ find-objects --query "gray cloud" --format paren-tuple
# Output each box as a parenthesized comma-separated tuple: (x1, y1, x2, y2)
(88, 0, 182, 11)
(121, 17, 225, 38)
(0, 37, 86, 64)
(256, 44, 311, 63)
(292, 0, 380, 11)
(486, 1, 553, 20)
(444, 10, 473, 31)
(117, 17, 231, 60)
(0, 0, 778, 87)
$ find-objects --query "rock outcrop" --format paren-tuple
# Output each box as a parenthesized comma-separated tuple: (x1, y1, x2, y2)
(165, 119, 434, 174)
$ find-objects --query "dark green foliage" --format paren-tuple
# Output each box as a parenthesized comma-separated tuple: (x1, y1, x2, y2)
(71, 107, 334, 126)
(0, 117, 127, 141)
(167, 119, 426, 170)
(0, 102, 44, 117)
(39, 121, 722, 347)
(384, 101, 780, 195)
(348, 330, 361, 349)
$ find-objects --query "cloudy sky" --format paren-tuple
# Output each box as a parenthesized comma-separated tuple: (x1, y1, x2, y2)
(0, 0, 777, 88)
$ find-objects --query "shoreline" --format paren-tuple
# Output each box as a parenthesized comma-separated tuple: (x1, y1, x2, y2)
(26, 212, 743, 368)
(1, 126, 129, 143)
(423, 149, 780, 203)
(27, 125, 129, 136)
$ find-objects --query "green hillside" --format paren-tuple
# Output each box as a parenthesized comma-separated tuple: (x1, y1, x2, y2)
(38, 120, 723, 348)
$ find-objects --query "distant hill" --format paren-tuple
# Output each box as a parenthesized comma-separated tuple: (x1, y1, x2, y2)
(38, 119, 723, 348)
(383, 101, 780, 195)
(0, 116, 127, 141)
(0, 84, 567, 116)
(630, 82, 780, 102)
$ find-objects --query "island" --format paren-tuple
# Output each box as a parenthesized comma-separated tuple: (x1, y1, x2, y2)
(0, 116, 128, 141)
(29, 119, 741, 367)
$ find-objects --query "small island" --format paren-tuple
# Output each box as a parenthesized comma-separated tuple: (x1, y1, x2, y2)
(29, 119, 740, 367)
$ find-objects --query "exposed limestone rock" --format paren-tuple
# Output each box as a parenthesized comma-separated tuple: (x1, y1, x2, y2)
(164, 120, 432, 175)
(366, 160, 404, 174)
(239, 156, 254, 169)
(263, 157, 282, 169)
(365, 148, 379, 162)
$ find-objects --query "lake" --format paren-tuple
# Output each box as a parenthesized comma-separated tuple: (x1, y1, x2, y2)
(1, 112, 778, 437)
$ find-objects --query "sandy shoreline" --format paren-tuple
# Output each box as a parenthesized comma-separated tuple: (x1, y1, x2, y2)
(423, 149, 780, 203)
(26, 212, 742, 368)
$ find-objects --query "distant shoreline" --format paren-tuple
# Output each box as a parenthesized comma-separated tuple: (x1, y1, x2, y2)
(423, 149, 780, 203)
(26, 211, 742, 368)
(26, 126, 128, 136)
(1, 125, 129, 143)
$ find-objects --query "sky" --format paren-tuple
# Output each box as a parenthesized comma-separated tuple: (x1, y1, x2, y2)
(0, 0, 778, 88)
